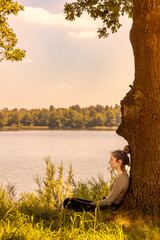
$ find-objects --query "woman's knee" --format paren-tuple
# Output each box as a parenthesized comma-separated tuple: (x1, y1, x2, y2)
(63, 198, 71, 208)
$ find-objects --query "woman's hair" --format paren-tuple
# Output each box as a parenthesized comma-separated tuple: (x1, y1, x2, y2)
(111, 145, 131, 173)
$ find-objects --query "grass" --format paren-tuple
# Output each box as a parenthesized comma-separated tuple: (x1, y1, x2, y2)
(0, 157, 160, 239)
(1, 208, 160, 240)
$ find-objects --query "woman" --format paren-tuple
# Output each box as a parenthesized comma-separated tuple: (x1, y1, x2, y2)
(63, 145, 131, 212)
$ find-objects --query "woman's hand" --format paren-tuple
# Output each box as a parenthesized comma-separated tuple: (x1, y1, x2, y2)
(90, 201, 96, 206)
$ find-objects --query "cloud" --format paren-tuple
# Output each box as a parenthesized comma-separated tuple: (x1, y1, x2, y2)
(19, 7, 63, 26)
(68, 30, 97, 39)
(18, 7, 100, 29)
(57, 84, 74, 89)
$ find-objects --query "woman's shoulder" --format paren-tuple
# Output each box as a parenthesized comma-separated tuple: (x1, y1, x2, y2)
(116, 173, 129, 182)
(115, 174, 129, 189)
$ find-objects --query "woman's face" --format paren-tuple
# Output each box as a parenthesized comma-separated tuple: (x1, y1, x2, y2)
(109, 154, 121, 170)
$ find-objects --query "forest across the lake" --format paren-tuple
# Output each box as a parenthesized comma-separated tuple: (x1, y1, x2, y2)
(0, 104, 121, 130)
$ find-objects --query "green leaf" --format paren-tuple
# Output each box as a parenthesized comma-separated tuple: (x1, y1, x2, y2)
(0, 0, 25, 62)
(64, 0, 133, 38)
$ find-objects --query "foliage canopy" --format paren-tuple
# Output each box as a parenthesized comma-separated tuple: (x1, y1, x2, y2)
(64, 0, 133, 38)
(0, 0, 25, 61)
(0, 105, 121, 128)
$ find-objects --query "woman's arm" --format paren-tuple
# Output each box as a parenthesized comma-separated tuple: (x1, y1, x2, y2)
(90, 175, 128, 207)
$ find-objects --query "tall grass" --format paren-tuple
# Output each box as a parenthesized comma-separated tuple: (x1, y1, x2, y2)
(0, 157, 160, 239)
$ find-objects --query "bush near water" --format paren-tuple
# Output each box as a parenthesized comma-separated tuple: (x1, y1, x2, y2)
(0, 157, 160, 239)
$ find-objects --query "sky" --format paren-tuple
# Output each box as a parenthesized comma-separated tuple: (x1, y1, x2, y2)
(0, 0, 134, 109)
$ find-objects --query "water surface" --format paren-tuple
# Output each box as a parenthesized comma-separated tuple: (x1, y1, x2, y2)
(0, 130, 127, 195)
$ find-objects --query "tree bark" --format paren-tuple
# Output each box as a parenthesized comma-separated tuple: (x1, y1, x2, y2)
(117, 0, 160, 210)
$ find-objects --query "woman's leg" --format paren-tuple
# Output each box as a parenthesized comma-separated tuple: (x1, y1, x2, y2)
(63, 198, 119, 212)
(63, 198, 95, 212)
(73, 198, 93, 204)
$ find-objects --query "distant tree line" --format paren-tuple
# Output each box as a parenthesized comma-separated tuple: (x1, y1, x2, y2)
(0, 104, 121, 128)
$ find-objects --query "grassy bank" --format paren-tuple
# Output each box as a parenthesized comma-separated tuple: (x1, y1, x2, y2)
(0, 126, 118, 131)
(1, 208, 160, 240)
(0, 126, 49, 131)
(0, 157, 159, 239)
(0, 203, 160, 239)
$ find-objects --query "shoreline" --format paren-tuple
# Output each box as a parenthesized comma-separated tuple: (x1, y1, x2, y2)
(0, 126, 118, 131)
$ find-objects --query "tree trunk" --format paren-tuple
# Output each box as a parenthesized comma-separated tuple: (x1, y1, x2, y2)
(117, 0, 160, 210)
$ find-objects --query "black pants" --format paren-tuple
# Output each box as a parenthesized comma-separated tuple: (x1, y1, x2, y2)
(63, 198, 119, 212)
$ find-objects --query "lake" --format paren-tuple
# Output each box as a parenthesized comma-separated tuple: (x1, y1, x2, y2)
(0, 130, 127, 196)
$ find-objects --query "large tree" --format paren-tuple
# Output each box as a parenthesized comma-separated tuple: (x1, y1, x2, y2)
(64, 0, 160, 211)
(0, 0, 25, 61)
